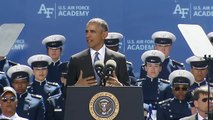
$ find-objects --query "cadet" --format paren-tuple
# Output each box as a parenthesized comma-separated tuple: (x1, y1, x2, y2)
(186, 56, 209, 91)
(105, 32, 136, 85)
(0, 57, 16, 86)
(48, 62, 68, 120)
(0, 56, 17, 73)
(27, 54, 61, 120)
(0, 72, 10, 87)
(0, 56, 17, 86)
(157, 70, 194, 120)
(186, 56, 210, 114)
(7, 64, 46, 120)
(42, 34, 66, 86)
(140, 31, 185, 80)
(140, 50, 173, 119)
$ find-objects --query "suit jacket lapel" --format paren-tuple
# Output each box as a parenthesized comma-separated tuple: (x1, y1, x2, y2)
(86, 48, 94, 70)
(82, 49, 95, 77)
(104, 48, 113, 63)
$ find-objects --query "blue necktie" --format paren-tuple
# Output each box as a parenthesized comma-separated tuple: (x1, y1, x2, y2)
(94, 52, 100, 63)
(94, 52, 100, 84)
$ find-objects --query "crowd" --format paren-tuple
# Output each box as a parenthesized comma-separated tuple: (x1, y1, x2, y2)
(0, 18, 213, 120)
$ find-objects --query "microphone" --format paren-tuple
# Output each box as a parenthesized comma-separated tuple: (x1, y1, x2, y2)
(105, 59, 117, 78)
(94, 60, 105, 79)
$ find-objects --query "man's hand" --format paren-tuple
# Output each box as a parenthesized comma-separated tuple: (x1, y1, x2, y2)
(75, 70, 97, 86)
(106, 71, 123, 87)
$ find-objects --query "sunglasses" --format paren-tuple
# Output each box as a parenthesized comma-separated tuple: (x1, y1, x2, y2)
(174, 86, 188, 91)
(1, 96, 16, 102)
(202, 97, 213, 102)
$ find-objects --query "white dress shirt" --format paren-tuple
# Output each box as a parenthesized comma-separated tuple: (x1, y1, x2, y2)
(0, 113, 28, 120)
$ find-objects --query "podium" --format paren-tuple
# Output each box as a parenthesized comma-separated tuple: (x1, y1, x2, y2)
(64, 86, 144, 120)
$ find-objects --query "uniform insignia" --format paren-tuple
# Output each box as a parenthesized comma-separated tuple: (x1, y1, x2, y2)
(28, 83, 33, 87)
(54, 108, 62, 112)
(159, 78, 170, 84)
(44, 82, 61, 98)
(8, 60, 17, 66)
(31, 94, 42, 99)
(27, 83, 33, 91)
(24, 93, 42, 110)
(141, 64, 145, 67)
(139, 78, 146, 81)
(47, 81, 59, 86)
(158, 98, 172, 105)
(136, 78, 146, 86)
(126, 61, 133, 72)
(126, 61, 132, 66)
(172, 60, 184, 67)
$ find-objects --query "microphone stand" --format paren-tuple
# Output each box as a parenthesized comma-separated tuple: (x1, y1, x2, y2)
(204, 55, 213, 120)
(98, 72, 106, 86)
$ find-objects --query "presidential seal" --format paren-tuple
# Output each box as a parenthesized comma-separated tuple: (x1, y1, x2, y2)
(89, 92, 119, 120)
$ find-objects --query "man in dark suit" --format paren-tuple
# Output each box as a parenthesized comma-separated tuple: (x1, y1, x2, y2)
(67, 18, 130, 86)
(180, 86, 213, 120)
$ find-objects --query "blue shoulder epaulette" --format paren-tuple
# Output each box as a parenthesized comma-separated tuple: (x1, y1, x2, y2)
(158, 98, 173, 105)
(0, 71, 4, 74)
(135, 78, 146, 86)
(8, 60, 17, 66)
(126, 61, 132, 66)
(137, 78, 146, 82)
(31, 94, 42, 99)
(159, 78, 170, 84)
(47, 81, 59, 86)
(27, 83, 33, 88)
(172, 60, 184, 67)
